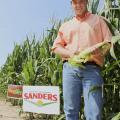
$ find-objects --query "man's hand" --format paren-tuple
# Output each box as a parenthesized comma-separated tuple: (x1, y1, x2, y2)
(53, 45, 75, 58)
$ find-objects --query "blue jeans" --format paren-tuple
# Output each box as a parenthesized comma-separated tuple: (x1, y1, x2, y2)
(63, 62, 103, 120)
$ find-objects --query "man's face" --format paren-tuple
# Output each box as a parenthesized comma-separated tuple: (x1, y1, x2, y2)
(71, 0, 88, 16)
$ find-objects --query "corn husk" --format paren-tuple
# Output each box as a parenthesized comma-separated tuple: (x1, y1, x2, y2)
(68, 41, 110, 67)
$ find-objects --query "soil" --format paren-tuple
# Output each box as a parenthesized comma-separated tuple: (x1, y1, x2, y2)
(0, 94, 22, 120)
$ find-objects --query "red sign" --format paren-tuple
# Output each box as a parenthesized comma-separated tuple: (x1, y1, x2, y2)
(7, 85, 23, 99)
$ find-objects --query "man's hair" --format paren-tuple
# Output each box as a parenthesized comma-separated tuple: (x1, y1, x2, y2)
(71, 0, 88, 2)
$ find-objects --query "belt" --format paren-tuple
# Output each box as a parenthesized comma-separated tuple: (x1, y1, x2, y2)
(63, 60, 99, 67)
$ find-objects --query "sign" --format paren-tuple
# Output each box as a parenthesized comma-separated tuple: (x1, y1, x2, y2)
(23, 86, 60, 115)
(7, 85, 23, 99)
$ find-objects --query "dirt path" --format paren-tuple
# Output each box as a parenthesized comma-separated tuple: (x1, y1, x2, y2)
(0, 94, 22, 120)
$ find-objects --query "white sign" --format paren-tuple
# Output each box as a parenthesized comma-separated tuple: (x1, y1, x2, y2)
(23, 86, 60, 115)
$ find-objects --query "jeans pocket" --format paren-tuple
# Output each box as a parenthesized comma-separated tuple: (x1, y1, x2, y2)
(63, 62, 68, 69)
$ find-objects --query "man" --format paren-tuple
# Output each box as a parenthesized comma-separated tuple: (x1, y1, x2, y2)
(51, 0, 112, 120)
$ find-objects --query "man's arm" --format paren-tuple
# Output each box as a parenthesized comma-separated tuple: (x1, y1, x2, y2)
(51, 25, 75, 58)
(52, 45, 74, 58)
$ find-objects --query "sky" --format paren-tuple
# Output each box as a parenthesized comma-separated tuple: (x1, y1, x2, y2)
(0, 0, 104, 67)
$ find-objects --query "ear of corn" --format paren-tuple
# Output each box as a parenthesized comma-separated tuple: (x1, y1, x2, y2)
(68, 41, 110, 67)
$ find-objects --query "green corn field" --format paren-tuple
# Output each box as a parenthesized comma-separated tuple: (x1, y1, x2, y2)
(0, 0, 120, 120)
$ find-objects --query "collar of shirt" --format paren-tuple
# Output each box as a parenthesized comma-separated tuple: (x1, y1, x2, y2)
(75, 11, 91, 22)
